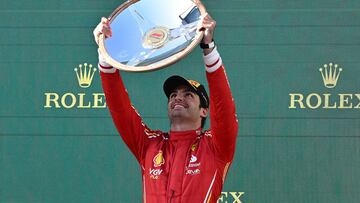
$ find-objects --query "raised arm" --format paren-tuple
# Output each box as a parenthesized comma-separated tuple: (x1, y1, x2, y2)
(94, 18, 150, 163)
(200, 14, 239, 162)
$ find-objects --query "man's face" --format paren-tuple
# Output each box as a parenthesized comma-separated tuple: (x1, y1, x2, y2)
(167, 85, 207, 124)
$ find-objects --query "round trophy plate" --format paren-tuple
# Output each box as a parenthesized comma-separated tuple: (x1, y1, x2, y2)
(98, 0, 206, 72)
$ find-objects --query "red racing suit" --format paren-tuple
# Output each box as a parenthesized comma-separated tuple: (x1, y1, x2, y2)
(98, 48, 238, 203)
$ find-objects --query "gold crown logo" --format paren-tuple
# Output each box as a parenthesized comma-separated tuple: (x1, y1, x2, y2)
(319, 63, 343, 88)
(74, 63, 97, 88)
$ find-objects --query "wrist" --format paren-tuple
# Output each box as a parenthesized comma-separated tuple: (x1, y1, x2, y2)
(203, 46, 222, 73)
(98, 49, 116, 73)
(200, 39, 215, 49)
(202, 38, 213, 44)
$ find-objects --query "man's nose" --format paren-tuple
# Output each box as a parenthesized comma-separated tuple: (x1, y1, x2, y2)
(174, 93, 184, 101)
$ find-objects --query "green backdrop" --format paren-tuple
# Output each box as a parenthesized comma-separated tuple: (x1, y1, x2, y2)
(1, 0, 360, 202)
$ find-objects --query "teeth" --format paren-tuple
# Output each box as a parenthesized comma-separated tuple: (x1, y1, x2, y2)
(174, 104, 184, 108)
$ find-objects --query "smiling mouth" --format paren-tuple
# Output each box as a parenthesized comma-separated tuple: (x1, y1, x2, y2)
(174, 104, 185, 109)
(171, 103, 187, 109)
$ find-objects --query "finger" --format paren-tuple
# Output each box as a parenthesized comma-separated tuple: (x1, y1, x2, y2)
(101, 17, 108, 24)
(202, 17, 216, 24)
(101, 17, 112, 33)
(103, 27, 112, 37)
(205, 14, 213, 21)
(197, 18, 205, 32)
(202, 15, 215, 25)
(198, 24, 212, 32)
(202, 21, 216, 31)
(106, 30, 112, 38)
(200, 24, 214, 31)
(200, 12, 209, 19)
(94, 17, 110, 45)
(197, 13, 215, 32)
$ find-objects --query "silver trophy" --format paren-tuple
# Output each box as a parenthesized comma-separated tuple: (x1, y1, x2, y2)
(98, 0, 206, 72)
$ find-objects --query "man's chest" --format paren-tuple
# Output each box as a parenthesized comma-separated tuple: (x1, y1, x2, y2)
(143, 139, 217, 188)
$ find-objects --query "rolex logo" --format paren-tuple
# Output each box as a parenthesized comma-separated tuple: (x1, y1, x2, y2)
(289, 62, 360, 109)
(319, 63, 342, 88)
(44, 62, 106, 109)
(74, 63, 97, 88)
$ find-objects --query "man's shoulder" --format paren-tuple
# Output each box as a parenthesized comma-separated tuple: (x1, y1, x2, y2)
(144, 128, 167, 140)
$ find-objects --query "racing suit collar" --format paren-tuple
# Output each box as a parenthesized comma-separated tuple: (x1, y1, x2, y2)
(169, 128, 202, 141)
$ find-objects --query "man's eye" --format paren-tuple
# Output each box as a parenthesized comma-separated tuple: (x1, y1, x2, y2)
(170, 93, 176, 98)
(186, 93, 194, 97)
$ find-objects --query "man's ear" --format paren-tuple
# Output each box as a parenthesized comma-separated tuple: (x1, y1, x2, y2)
(200, 108, 208, 118)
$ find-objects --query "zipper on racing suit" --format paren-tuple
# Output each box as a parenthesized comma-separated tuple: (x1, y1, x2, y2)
(169, 190, 175, 203)
(167, 141, 177, 203)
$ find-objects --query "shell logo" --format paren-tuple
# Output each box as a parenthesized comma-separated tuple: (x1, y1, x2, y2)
(153, 151, 165, 167)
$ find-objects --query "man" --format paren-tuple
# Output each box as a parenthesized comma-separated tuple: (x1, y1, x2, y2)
(94, 13, 238, 203)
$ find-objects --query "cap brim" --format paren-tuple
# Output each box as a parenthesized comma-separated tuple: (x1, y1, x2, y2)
(163, 75, 197, 98)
